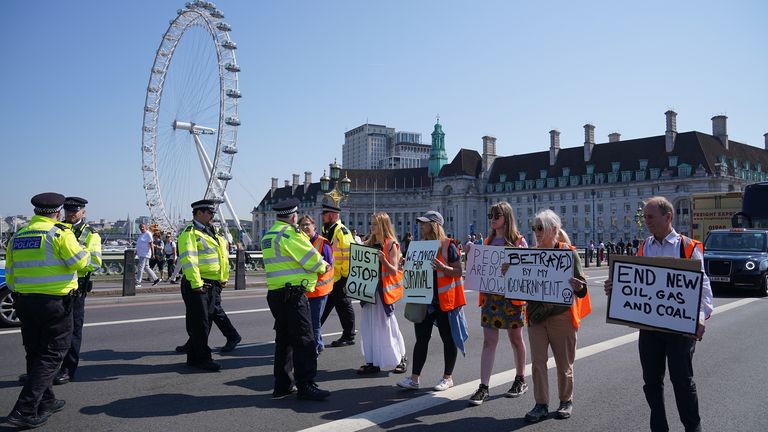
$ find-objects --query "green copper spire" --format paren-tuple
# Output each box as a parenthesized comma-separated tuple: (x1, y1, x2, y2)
(428, 116, 447, 177)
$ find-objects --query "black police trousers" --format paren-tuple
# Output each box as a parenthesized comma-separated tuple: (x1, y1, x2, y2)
(180, 277, 215, 364)
(320, 276, 356, 339)
(60, 289, 86, 378)
(180, 284, 240, 347)
(639, 329, 701, 432)
(266, 287, 317, 391)
(13, 294, 73, 415)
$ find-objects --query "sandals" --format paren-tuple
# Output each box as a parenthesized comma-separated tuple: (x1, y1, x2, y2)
(393, 357, 408, 374)
(356, 364, 381, 375)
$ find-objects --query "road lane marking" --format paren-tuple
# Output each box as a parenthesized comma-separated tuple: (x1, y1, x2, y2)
(299, 297, 760, 432)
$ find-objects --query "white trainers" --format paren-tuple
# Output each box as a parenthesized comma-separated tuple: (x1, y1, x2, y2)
(396, 377, 420, 390)
(433, 377, 454, 391)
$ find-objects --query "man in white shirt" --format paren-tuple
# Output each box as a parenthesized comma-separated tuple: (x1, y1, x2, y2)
(605, 196, 712, 432)
(135, 223, 160, 287)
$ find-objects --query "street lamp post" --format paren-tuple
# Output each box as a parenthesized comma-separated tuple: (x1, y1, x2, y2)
(591, 189, 596, 243)
(320, 159, 351, 208)
(634, 206, 644, 240)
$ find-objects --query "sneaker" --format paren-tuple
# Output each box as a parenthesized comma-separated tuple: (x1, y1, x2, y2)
(136, 284, 142, 288)
(6, 410, 49, 428)
(468, 385, 489, 406)
(555, 400, 573, 419)
(396, 377, 420, 390)
(297, 382, 330, 401)
(525, 403, 549, 423)
(39, 399, 66, 416)
(433, 377, 454, 391)
(152, 279, 161, 286)
(505, 376, 528, 398)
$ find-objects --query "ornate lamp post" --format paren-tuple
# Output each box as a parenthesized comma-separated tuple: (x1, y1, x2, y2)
(634, 206, 644, 240)
(320, 159, 351, 206)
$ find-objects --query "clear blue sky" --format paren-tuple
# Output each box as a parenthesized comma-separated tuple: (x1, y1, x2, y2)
(1, 0, 766, 221)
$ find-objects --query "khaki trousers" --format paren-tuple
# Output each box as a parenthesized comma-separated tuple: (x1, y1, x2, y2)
(528, 311, 577, 405)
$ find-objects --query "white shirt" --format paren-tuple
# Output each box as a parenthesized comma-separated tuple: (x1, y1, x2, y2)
(640, 229, 714, 321)
(136, 231, 153, 258)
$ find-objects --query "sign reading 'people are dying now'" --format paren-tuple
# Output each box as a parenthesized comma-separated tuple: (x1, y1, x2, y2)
(503, 249, 575, 305)
(607, 256, 703, 335)
(345, 243, 379, 304)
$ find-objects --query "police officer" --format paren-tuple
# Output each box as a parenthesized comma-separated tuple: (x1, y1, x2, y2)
(318, 202, 357, 347)
(5, 193, 90, 429)
(52, 197, 102, 385)
(177, 199, 230, 372)
(263, 198, 330, 400)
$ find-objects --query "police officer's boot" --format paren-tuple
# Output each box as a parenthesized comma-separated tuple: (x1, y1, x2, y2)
(297, 382, 330, 401)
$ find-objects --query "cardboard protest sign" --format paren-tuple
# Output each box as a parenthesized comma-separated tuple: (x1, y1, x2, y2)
(607, 255, 703, 335)
(464, 245, 512, 295)
(503, 248, 575, 305)
(402, 240, 440, 304)
(345, 243, 379, 304)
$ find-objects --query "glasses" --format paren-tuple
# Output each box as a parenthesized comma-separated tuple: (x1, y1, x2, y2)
(487, 213, 502, 220)
(532, 224, 545, 232)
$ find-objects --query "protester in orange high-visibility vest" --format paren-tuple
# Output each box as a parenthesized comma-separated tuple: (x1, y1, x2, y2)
(298, 214, 334, 354)
(466, 201, 529, 406)
(356, 212, 408, 375)
(523, 209, 591, 423)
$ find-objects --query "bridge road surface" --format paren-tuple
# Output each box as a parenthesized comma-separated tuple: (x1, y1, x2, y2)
(0, 267, 765, 431)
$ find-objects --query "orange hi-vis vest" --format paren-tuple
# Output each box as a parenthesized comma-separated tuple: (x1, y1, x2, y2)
(381, 238, 404, 305)
(556, 241, 592, 329)
(307, 234, 334, 298)
(436, 238, 466, 312)
(479, 235, 527, 307)
(637, 234, 702, 259)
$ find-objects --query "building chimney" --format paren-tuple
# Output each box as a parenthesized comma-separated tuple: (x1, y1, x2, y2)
(608, 132, 621, 143)
(304, 171, 312, 193)
(712, 115, 728, 149)
(764, 132, 768, 151)
(482, 136, 497, 177)
(271, 177, 278, 195)
(583, 123, 595, 162)
(549, 130, 560, 166)
(284, 180, 290, 188)
(665, 110, 677, 152)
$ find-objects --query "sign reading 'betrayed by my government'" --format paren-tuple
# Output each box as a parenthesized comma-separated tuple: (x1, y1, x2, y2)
(345, 243, 379, 304)
(402, 240, 440, 304)
(607, 256, 703, 335)
(503, 249, 575, 305)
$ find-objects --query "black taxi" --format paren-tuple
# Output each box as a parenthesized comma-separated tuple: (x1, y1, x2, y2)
(703, 229, 768, 297)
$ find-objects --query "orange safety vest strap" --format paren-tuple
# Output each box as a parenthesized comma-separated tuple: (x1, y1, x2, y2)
(307, 235, 334, 298)
(381, 238, 404, 304)
(555, 241, 592, 329)
(437, 237, 466, 312)
(637, 235, 701, 259)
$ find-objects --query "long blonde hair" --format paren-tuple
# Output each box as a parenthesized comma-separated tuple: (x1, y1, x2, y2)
(368, 212, 399, 246)
(487, 201, 522, 246)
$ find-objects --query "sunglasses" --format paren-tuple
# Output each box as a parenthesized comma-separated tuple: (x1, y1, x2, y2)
(487, 213, 502, 220)
(532, 224, 545, 232)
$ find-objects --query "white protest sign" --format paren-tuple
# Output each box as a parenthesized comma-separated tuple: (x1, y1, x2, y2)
(607, 256, 703, 335)
(402, 240, 440, 304)
(345, 243, 379, 304)
(464, 244, 511, 295)
(504, 248, 575, 305)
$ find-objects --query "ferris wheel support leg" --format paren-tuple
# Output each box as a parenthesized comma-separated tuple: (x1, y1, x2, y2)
(192, 135, 253, 246)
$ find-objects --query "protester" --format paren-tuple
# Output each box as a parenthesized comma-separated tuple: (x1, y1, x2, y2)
(468, 201, 529, 406)
(299, 215, 334, 354)
(357, 212, 407, 375)
(397, 211, 467, 392)
(604, 196, 712, 432)
(524, 209, 591, 422)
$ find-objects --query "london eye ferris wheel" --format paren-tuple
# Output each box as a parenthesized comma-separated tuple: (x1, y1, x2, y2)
(140, 1, 248, 241)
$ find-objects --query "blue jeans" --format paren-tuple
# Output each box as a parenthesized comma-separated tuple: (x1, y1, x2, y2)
(308, 295, 328, 352)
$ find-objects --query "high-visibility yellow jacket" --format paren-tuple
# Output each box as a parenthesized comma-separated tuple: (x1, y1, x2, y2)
(322, 220, 354, 281)
(177, 221, 229, 289)
(262, 220, 326, 291)
(70, 221, 102, 278)
(5, 215, 90, 295)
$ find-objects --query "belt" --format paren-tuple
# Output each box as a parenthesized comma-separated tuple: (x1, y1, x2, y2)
(15, 292, 70, 299)
(202, 279, 222, 286)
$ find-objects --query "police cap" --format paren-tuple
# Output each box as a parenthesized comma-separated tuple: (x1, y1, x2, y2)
(321, 202, 341, 214)
(63, 196, 88, 211)
(191, 199, 217, 213)
(273, 198, 299, 216)
(31, 192, 65, 214)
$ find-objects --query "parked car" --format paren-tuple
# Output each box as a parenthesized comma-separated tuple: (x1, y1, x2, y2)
(0, 260, 21, 327)
(703, 229, 768, 297)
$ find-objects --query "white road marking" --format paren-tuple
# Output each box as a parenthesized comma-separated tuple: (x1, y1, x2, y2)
(298, 297, 760, 432)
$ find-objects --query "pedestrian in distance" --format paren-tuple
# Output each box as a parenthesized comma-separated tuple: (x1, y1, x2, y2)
(135, 223, 160, 287)
(176, 199, 232, 372)
(357, 212, 408, 375)
(298, 214, 334, 354)
(263, 198, 331, 401)
(53, 197, 102, 386)
(467, 201, 529, 406)
(5, 193, 90, 429)
(319, 202, 357, 347)
(164, 233, 177, 281)
(401, 232, 412, 256)
(150, 231, 165, 279)
(397, 211, 467, 392)
(524, 209, 591, 423)
(604, 196, 712, 432)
